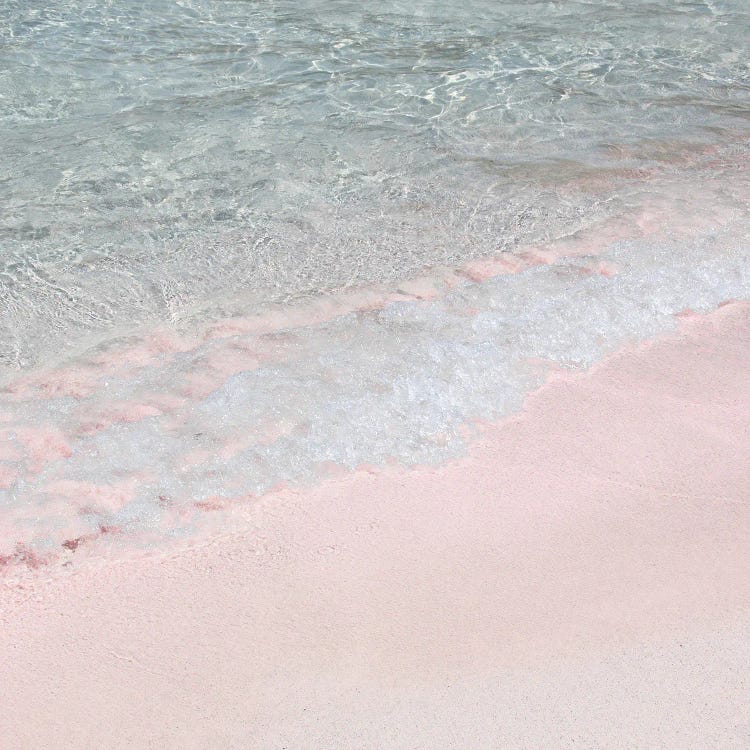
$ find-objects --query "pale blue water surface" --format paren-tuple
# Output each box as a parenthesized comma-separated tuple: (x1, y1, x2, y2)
(2, 1, 750, 564)
(2, 0, 749, 370)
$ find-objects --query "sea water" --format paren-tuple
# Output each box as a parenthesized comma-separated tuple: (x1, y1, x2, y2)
(1, 0, 749, 568)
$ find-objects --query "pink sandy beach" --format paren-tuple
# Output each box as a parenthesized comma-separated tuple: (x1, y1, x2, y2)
(1, 301, 749, 748)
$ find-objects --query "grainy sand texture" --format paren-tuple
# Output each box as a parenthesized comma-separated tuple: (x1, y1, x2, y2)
(2, 302, 749, 749)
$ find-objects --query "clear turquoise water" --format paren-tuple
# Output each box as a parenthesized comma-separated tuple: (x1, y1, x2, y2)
(2, 0, 749, 369)
(2, 0, 750, 567)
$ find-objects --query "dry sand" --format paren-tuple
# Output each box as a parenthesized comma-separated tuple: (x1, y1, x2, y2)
(2, 302, 749, 749)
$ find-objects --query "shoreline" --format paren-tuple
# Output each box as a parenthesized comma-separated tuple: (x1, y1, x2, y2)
(2, 301, 750, 748)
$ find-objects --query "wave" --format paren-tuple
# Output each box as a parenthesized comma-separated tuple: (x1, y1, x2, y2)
(2, 161, 749, 572)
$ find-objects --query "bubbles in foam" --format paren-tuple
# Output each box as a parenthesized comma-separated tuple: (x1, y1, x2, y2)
(1, 219, 749, 567)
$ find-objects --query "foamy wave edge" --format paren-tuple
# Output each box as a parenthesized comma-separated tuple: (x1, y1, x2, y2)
(2, 170, 750, 575)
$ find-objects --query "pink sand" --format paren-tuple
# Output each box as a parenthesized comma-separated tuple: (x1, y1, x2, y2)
(2, 303, 750, 748)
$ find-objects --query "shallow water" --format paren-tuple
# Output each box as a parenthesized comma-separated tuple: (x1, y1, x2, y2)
(1, 1, 750, 569)
(2, 0, 750, 369)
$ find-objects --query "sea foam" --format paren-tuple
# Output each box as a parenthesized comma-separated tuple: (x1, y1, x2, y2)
(1, 197, 749, 568)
